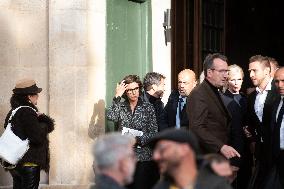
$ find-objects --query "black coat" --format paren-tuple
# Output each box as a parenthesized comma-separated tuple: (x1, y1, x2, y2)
(160, 90, 189, 131)
(271, 97, 284, 161)
(247, 81, 279, 161)
(4, 102, 54, 171)
(221, 90, 247, 167)
(247, 81, 279, 189)
(141, 91, 164, 131)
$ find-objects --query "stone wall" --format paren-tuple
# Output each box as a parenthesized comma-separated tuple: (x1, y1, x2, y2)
(0, 0, 49, 186)
(0, 0, 171, 188)
(0, 0, 106, 188)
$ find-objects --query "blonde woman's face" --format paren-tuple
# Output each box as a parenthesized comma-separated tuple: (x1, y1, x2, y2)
(228, 71, 243, 93)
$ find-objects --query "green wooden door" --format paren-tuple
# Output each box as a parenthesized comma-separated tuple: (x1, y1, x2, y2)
(106, 0, 152, 131)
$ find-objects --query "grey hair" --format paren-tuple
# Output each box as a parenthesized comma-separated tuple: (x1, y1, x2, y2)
(143, 72, 166, 91)
(93, 133, 134, 171)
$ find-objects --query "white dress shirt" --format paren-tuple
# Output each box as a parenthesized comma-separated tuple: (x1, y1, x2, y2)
(254, 79, 273, 122)
(276, 96, 284, 149)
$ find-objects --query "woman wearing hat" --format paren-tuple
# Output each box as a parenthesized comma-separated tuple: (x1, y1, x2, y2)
(3, 79, 55, 189)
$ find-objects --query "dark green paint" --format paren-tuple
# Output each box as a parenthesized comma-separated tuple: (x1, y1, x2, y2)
(106, 0, 152, 131)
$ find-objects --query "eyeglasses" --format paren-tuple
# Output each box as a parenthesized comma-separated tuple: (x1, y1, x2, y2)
(210, 68, 229, 74)
(126, 87, 139, 94)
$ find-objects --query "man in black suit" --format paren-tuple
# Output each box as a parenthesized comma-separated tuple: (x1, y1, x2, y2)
(160, 69, 197, 131)
(247, 55, 279, 189)
(271, 67, 284, 188)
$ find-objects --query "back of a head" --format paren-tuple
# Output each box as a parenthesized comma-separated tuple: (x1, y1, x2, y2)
(93, 133, 134, 172)
(143, 72, 165, 91)
(268, 57, 279, 68)
(268, 57, 279, 77)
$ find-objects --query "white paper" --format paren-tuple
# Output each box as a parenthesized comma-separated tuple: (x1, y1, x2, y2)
(121, 127, 143, 137)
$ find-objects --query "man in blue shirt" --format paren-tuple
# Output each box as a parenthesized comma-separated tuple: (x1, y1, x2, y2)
(160, 69, 197, 130)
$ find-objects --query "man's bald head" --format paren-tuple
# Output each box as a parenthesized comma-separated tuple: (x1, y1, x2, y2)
(274, 67, 284, 95)
(178, 69, 197, 97)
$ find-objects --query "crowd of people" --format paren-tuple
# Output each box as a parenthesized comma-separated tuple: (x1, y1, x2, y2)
(2, 52, 283, 189)
(96, 53, 284, 189)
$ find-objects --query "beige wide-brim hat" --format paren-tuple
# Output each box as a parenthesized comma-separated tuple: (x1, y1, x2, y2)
(12, 78, 42, 94)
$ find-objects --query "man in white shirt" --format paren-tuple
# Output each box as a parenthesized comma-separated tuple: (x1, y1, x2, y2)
(271, 67, 284, 187)
(247, 55, 279, 189)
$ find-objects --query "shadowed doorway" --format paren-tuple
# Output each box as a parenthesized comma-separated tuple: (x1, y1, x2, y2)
(172, 0, 284, 90)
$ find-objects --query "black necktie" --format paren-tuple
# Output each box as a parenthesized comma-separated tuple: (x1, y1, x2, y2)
(179, 98, 184, 119)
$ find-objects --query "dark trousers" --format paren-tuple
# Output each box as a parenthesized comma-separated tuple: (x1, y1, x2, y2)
(278, 151, 284, 187)
(232, 144, 253, 189)
(10, 166, 40, 189)
(248, 142, 271, 189)
(126, 161, 160, 189)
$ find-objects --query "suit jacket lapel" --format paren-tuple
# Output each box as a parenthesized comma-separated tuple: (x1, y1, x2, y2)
(249, 90, 260, 123)
(262, 80, 279, 121)
(271, 97, 281, 132)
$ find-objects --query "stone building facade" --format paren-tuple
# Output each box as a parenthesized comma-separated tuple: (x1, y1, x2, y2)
(0, 0, 171, 188)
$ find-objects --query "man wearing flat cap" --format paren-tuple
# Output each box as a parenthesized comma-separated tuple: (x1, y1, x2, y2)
(149, 129, 232, 189)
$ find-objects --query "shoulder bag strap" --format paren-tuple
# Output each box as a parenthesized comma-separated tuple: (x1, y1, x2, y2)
(8, 106, 37, 123)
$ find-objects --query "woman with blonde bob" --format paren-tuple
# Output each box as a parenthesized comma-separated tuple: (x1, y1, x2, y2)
(221, 65, 251, 188)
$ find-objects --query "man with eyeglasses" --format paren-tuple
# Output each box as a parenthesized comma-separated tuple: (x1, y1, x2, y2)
(160, 69, 197, 131)
(187, 53, 240, 160)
